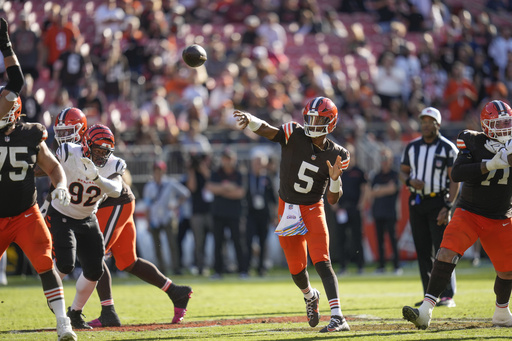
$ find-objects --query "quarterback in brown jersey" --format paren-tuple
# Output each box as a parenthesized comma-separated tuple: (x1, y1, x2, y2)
(403, 100, 512, 329)
(0, 17, 76, 341)
(234, 96, 350, 333)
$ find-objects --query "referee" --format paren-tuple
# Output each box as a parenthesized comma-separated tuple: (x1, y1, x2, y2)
(400, 107, 460, 308)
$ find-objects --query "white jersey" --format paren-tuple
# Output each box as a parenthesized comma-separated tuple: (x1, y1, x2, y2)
(52, 143, 126, 219)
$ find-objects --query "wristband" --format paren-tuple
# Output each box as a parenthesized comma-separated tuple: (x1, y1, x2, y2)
(0, 42, 13, 57)
(247, 114, 264, 132)
(444, 201, 453, 210)
(405, 178, 411, 187)
(329, 177, 341, 193)
(55, 182, 66, 190)
(4, 91, 17, 101)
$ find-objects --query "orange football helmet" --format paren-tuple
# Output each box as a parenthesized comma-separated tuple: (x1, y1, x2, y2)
(302, 97, 338, 137)
(481, 100, 512, 143)
(0, 86, 22, 131)
(54, 107, 87, 145)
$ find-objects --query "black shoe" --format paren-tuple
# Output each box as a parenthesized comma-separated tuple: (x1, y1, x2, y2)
(67, 307, 92, 329)
(168, 284, 193, 309)
(87, 307, 122, 327)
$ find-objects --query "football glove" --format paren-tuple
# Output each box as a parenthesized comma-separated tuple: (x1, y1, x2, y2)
(486, 149, 509, 171)
(504, 139, 512, 155)
(0, 18, 13, 57)
(51, 183, 70, 207)
(80, 157, 99, 180)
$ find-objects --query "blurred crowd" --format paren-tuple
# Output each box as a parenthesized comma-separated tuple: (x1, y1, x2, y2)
(1, 0, 512, 153)
(1, 0, 512, 277)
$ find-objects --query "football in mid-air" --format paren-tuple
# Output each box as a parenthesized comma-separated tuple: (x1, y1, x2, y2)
(182, 44, 207, 67)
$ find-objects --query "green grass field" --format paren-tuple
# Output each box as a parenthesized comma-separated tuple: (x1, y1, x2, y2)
(1, 260, 511, 340)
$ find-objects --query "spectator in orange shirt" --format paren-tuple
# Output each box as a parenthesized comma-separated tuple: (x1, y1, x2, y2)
(42, 10, 80, 74)
(443, 61, 478, 121)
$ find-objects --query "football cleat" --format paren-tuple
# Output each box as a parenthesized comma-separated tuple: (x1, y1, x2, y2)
(492, 307, 512, 327)
(67, 307, 92, 329)
(402, 305, 431, 330)
(319, 315, 350, 332)
(168, 284, 193, 323)
(304, 288, 320, 327)
(88, 308, 122, 327)
(56, 316, 77, 341)
(437, 297, 456, 308)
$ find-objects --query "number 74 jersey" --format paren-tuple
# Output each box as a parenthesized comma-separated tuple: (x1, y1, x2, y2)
(453, 129, 512, 219)
(53, 142, 126, 220)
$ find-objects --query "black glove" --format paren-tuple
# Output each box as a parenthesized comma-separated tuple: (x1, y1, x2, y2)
(0, 18, 14, 57)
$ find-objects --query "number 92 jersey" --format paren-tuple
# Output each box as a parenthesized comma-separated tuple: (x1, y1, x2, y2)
(454, 129, 512, 219)
(0, 123, 47, 218)
(272, 122, 349, 205)
(53, 142, 126, 220)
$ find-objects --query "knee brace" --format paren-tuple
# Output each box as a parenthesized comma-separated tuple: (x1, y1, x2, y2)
(82, 267, 104, 282)
(55, 262, 74, 276)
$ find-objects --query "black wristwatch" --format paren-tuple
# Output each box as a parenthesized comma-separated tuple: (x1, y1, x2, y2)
(444, 201, 453, 210)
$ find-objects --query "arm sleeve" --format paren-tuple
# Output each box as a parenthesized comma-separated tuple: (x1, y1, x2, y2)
(451, 149, 483, 183)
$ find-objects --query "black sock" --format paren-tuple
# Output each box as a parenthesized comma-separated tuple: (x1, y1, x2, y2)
(494, 276, 512, 305)
(426, 260, 456, 298)
(314, 261, 339, 302)
(291, 268, 310, 291)
(128, 258, 167, 288)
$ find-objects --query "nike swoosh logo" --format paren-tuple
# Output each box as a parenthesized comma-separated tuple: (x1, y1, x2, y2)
(503, 223, 510, 226)
(309, 207, 316, 210)
(25, 213, 33, 218)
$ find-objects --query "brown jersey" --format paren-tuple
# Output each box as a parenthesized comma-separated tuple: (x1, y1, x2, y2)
(272, 122, 349, 205)
(453, 129, 512, 219)
(0, 122, 47, 217)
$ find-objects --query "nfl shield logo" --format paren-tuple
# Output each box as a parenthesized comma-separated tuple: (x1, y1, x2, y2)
(436, 159, 442, 167)
(311, 155, 316, 160)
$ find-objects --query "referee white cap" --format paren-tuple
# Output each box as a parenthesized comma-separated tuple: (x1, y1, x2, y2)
(419, 107, 442, 125)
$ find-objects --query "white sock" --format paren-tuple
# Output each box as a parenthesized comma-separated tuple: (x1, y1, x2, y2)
(494, 303, 512, 318)
(71, 274, 97, 311)
(302, 286, 314, 299)
(48, 297, 67, 318)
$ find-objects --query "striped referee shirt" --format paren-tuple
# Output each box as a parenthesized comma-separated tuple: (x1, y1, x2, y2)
(401, 135, 458, 196)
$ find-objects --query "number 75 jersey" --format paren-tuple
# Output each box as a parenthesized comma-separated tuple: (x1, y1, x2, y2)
(0, 123, 46, 218)
(53, 142, 126, 220)
(453, 129, 512, 219)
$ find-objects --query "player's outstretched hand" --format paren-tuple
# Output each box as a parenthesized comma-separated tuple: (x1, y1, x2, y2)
(80, 157, 99, 180)
(51, 183, 71, 207)
(233, 110, 250, 130)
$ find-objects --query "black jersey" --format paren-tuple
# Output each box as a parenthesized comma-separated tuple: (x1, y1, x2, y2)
(0, 122, 47, 217)
(272, 122, 349, 205)
(452, 130, 512, 219)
